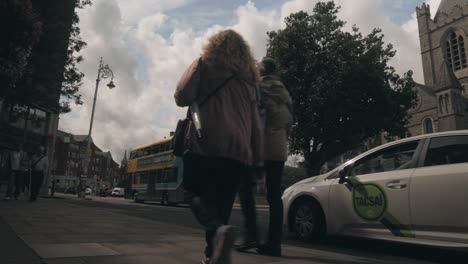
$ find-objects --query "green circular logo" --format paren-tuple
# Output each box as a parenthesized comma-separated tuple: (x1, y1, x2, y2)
(352, 184, 387, 221)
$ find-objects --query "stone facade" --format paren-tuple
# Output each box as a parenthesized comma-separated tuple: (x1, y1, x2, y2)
(410, 2, 468, 136)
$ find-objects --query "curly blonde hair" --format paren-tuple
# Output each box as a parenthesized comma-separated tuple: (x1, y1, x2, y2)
(202, 29, 258, 81)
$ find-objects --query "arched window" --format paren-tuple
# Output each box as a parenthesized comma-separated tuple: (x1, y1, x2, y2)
(444, 94, 450, 113)
(439, 96, 444, 113)
(424, 118, 434, 134)
(446, 32, 468, 71)
(459, 36, 467, 68)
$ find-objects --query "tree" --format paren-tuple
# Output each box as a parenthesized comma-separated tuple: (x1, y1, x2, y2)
(266, 2, 417, 176)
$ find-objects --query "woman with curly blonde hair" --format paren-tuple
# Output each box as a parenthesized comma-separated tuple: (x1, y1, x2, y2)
(175, 29, 264, 264)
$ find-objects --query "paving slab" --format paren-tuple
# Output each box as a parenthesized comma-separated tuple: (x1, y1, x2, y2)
(30, 243, 120, 259)
(0, 217, 43, 264)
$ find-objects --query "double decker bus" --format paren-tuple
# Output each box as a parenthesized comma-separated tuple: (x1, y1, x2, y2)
(127, 136, 186, 205)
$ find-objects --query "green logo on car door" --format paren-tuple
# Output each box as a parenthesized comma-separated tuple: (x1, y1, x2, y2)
(352, 184, 387, 221)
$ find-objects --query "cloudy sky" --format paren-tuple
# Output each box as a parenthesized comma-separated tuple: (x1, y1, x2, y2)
(58, 0, 443, 164)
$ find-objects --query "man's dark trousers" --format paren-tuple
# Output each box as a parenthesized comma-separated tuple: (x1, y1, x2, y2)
(265, 160, 284, 246)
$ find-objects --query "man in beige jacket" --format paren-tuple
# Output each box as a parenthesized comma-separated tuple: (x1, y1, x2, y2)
(237, 57, 293, 256)
(257, 58, 293, 256)
(258, 57, 293, 256)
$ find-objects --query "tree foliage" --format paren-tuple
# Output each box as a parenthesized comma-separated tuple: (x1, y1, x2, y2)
(0, 0, 42, 96)
(60, 0, 92, 113)
(0, 0, 91, 113)
(266, 2, 417, 175)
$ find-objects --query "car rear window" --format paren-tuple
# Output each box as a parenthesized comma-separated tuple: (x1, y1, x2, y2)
(424, 135, 468, 166)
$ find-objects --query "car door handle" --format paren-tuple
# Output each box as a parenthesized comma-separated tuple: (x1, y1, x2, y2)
(386, 181, 407, 189)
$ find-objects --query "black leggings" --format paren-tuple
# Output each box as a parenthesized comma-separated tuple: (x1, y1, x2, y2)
(184, 153, 245, 258)
(265, 160, 285, 245)
(238, 169, 259, 242)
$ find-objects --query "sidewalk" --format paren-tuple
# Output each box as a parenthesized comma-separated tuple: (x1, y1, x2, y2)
(0, 196, 425, 264)
(0, 216, 43, 264)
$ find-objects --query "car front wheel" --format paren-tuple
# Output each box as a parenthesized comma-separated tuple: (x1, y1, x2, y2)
(292, 200, 325, 241)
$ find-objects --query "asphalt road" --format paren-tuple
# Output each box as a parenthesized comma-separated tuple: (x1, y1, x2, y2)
(59, 194, 467, 264)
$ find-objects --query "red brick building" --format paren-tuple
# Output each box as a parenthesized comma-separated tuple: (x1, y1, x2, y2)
(50, 130, 119, 192)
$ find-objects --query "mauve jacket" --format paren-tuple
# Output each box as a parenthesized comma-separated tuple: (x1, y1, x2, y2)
(174, 58, 264, 166)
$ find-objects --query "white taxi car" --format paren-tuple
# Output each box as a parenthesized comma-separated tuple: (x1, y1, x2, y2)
(282, 130, 468, 247)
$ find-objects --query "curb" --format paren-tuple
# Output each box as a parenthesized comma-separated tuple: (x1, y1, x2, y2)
(39, 195, 65, 200)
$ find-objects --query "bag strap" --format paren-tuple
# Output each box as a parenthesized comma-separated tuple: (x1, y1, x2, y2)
(32, 155, 45, 168)
(197, 58, 235, 107)
(185, 58, 235, 119)
(198, 74, 235, 107)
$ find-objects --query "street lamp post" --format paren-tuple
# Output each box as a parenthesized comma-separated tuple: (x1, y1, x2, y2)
(78, 57, 116, 198)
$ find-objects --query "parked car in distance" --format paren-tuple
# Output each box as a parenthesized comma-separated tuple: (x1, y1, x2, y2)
(85, 188, 92, 195)
(111, 188, 125, 197)
(282, 130, 468, 248)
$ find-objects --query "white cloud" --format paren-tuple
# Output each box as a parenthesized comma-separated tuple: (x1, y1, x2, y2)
(232, 1, 279, 59)
(60, 0, 440, 163)
(427, 0, 442, 17)
(115, 0, 192, 25)
(280, 0, 317, 23)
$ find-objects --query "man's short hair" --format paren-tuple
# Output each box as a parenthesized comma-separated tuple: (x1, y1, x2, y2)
(261, 57, 277, 75)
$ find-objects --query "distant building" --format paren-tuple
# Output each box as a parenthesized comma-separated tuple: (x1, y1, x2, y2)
(50, 130, 119, 192)
(117, 150, 128, 188)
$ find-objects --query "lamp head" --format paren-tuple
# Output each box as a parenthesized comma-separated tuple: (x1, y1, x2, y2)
(107, 80, 116, 89)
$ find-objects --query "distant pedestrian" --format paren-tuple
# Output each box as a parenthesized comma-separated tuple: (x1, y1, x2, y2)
(22, 149, 34, 195)
(4, 145, 25, 200)
(174, 29, 264, 264)
(255, 57, 293, 257)
(30, 146, 47, 201)
(51, 178, 57, 197)
(0, 147, 12, 197)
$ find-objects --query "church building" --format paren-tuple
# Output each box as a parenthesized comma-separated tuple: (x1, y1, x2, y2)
(409, 1, 468, 135)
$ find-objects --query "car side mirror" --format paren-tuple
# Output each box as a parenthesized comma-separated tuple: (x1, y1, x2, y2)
(338, 166, 351, 184)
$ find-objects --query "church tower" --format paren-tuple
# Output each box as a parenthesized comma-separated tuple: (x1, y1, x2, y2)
(120, 150, 128, 170)
(417, 3, 437, 86)
(118, 150, 128, 188)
